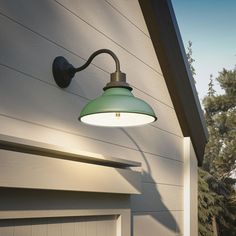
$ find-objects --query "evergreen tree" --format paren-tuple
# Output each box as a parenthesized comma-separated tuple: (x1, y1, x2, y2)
(186, 41, 196, 78)
(207, 74, 216, 97)
(203, 69, 236, 179)
(198, 168, 219, 236)
(186, 42, 236, 235)
(202, 68, 236, 235)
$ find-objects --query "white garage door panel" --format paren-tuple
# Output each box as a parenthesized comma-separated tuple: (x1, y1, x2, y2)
(0, 216, 117, 236)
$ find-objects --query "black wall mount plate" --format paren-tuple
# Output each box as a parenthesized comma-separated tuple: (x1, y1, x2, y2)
(52, 56, 75, 88)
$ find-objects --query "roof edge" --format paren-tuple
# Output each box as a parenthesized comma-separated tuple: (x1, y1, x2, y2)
(139, 0, 208, 165)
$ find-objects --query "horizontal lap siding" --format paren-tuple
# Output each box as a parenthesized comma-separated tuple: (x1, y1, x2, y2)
(105, 0, 150, 36)
(0, 188, 131, 219)
(0, 64, 182, 159)
(131, 184, 183, 212)
(133, 211, 183, 236)
(55, 0, 161, 72)
(0, 0, 184, 235)
(0, 1, 173, 108)
(0, 149, 141, 194)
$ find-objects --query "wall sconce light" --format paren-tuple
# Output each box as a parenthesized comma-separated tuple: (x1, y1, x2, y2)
(52, 49, 157, 127)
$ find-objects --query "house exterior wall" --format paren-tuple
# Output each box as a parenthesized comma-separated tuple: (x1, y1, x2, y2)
(0, 0, 194, 235)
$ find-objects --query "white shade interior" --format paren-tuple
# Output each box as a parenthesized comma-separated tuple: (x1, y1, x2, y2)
(80, 112, 156, 127)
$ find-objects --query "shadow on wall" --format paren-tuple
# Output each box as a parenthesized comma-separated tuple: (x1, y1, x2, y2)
(120, 128, 180, 235)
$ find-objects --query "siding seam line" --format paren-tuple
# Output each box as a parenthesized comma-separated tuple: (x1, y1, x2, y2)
(132, 210, 184, 213)
(141, 182, 184, 187)
(0, 63, 91, 101)
(0, 113, 184, 164)
(150, 124, 182, 138)
(104, 0, 150, 38)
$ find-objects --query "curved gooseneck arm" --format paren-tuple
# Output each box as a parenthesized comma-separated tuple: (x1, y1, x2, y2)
(52, 48, 131, 90)
(74, 49, 120, 73)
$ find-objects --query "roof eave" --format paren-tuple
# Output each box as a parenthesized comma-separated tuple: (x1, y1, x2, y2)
(139, 0, 208, 165)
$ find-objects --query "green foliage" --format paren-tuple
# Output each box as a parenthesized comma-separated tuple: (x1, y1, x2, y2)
(198, 169, 215, 236)
(207, 74, 216, 97)
(186, 41, 196, 79)
(186, 42, 236, 235)
(203, 68, 236, 179)
(198, 168, 236, 236)
(201, 68, 236, 235)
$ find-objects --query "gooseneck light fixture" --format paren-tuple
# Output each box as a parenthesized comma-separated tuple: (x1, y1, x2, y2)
(52, 49, 157, 127)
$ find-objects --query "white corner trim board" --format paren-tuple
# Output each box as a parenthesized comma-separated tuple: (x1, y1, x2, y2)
(184, 137, 198, 236)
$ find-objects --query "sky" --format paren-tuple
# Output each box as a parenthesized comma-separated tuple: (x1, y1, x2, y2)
(172, 0, 236, 101)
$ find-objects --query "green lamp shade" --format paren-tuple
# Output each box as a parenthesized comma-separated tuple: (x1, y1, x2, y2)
(79, 88, 157, 127)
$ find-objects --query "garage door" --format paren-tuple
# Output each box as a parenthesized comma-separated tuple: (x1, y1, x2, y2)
(0, 215, 117, 236)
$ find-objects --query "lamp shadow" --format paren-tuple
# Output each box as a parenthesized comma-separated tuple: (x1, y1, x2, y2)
(119, 128, 180, 235)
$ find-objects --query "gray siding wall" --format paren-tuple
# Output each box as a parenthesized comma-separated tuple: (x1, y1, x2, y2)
(0, 0, 184, 235)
